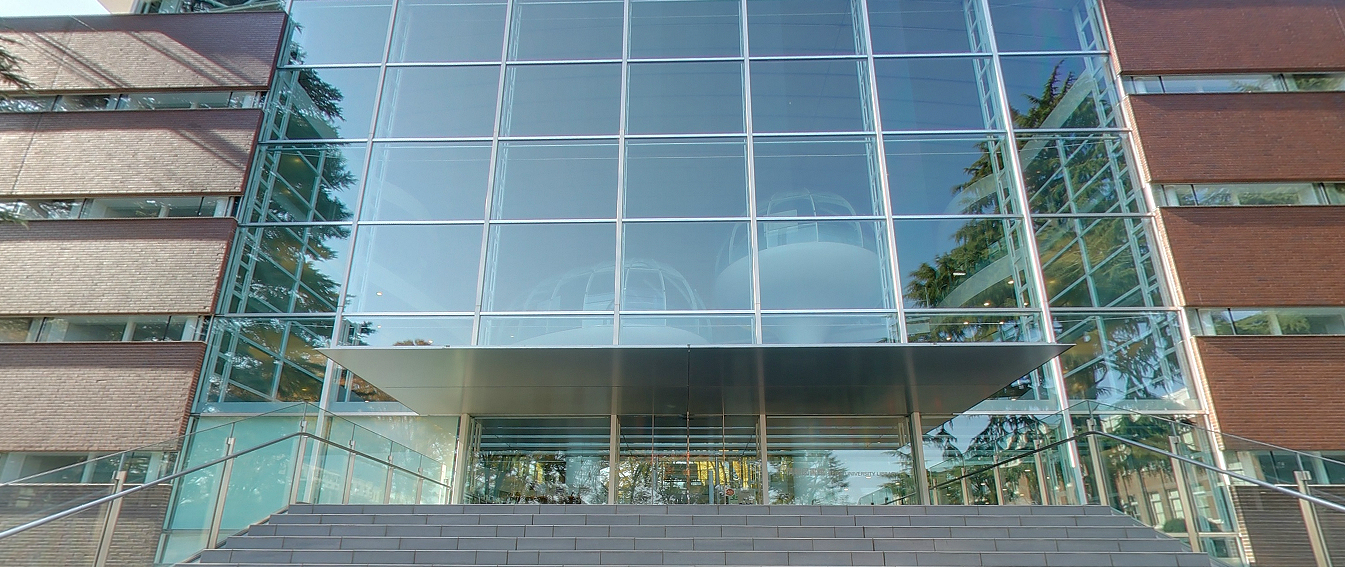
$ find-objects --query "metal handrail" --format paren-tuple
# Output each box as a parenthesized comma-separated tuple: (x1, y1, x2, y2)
(0, 402, 316, 488)
(0, 431, 450, 542)
(918, 429, 1345, 516)
(1074, 401, 1345, 468)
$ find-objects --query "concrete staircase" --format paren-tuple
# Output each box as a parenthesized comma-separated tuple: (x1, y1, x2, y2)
(193, 504, 1215, 566)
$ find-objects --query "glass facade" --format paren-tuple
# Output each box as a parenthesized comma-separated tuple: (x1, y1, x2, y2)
(197, 0, 1198, 504)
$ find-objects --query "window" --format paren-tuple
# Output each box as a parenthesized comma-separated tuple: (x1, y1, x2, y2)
(0, 197, 233, 220)
(0, 91, 263, 113)
(0, 316, 203, 343)
(1193, 308, 1345, 336)
(1159, 183, 1345, 207)
(1124, 73, 1345, 94)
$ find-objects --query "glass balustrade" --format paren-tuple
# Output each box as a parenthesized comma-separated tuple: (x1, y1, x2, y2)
(0, 403, 449, 567)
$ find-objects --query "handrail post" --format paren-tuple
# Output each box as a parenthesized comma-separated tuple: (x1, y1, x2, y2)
(909, 411, 930, 505)
(289, 424, 308, 505)
(206, 437, 236, 549)
(1294, 471, 1333, 567)
(92, 470, 127, 567)
(383, 450, 395, 504)
(1032, 440, 1050, 505)
(992, 462, 1005, 505)
(1086, 425, 1109, 506)
(1167, 436, 1203, 553)
(342, 440, 356, 504)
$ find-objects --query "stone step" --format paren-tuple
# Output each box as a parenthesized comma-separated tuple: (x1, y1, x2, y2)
(242, 522, 1171, 540)
(222, 535, 1190, 553)
(197, 548, 1215, 566)
(284, 504, 1121, 516)
(261, 512, 1141, 527)
(188, 505, 1215, 566)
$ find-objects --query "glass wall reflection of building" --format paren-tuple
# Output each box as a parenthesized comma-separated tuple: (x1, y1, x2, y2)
(198, 0, 1192, 505)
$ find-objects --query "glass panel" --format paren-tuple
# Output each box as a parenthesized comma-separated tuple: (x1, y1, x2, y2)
(0, 319, 34, 342)
(492, 141, 619, 219)
(885, 135, 1014, 215)
(1000, 56, 1117, 129)
(618, 315, 754, 344)
(469, 417, 609, 503)
(753, 137, 883, 217)
(341, 316, 474, 346)
(249, 144, 364, 223)
(500, 64, 622, 136)
(622, 221, 751, 310)
(1287, 72, 1345, 91)
(987, 0, 1103, 53)
(747, 0, 866, 56)
(198, 318, 335, 406)
(894, 218, 1033, 309)
(270, 68, 380, 140)
(617, 415, 761, 504)
(507, 0, 624, 61)
(52, 94, 118, 111)
(624, 139, 748, 218)
(37, 317, 127, 342)
(626, 62, 744, 134)
(390, 0, 508, 63)
(629, 0, 742, 58)
(1056, 312, 1193, 409)
(766, 416, 909, 505)
(754, 220, 893, 309)
(904, 312, 1042, 342)
(1018, 133, 1140, 215)
(288, 0, 393, 65)
(120, 91, 236, 110)
(227, 225, 352, 314)
(0, 96, 54, 112)
(1034, 217, 1162, 308)
(361, 142, 491, 221)
(1275, 309, 1345, 335)
(875, 57, 997, 131)
(867, 0, 986, 54)
(1157, 74, 1281, 94)
(760, 314, 897, 343)
(346, 224, 484, 313)
(750, 59, 871, 133)
(375, 66, 500, 138)
(479, 316, 615, 345)
(482, 223, 617, 311)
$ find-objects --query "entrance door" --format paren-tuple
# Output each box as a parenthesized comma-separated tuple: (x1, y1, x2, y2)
(616, 415, 761, 504)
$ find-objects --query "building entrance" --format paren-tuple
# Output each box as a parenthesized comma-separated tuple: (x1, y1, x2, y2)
(616, 415, 762, 504)
(461, 414, 917, 505)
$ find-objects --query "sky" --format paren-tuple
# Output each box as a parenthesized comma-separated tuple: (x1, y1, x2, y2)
(0, 0, 110, 17)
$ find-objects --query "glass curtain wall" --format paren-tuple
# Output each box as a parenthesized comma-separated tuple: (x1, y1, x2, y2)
(197, 0, 1199, 498)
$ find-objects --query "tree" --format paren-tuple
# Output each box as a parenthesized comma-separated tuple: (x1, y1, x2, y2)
(0, 38, 33, 225)
(0, 38, 33, 91)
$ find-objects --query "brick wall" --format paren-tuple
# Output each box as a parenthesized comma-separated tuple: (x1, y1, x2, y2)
(1129, 93, 1345, 184)
(0, 12, 286, 93)
(0, 218, 235, 315)
(0, 485, 171, 567)
(1159, 207, 1345, 307)
(0, 342, 204, 452)
(0, 109, 261, 197)
(1102, 0, 1345, 74)
(1231, 485, 1345, 567)
(1196, 336, 1345, 451)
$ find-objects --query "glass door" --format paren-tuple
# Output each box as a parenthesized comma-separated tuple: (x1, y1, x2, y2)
(616, 415, 761, 504)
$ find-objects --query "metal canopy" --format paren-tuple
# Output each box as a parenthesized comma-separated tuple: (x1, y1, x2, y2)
(320, 343, 1071, 417)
